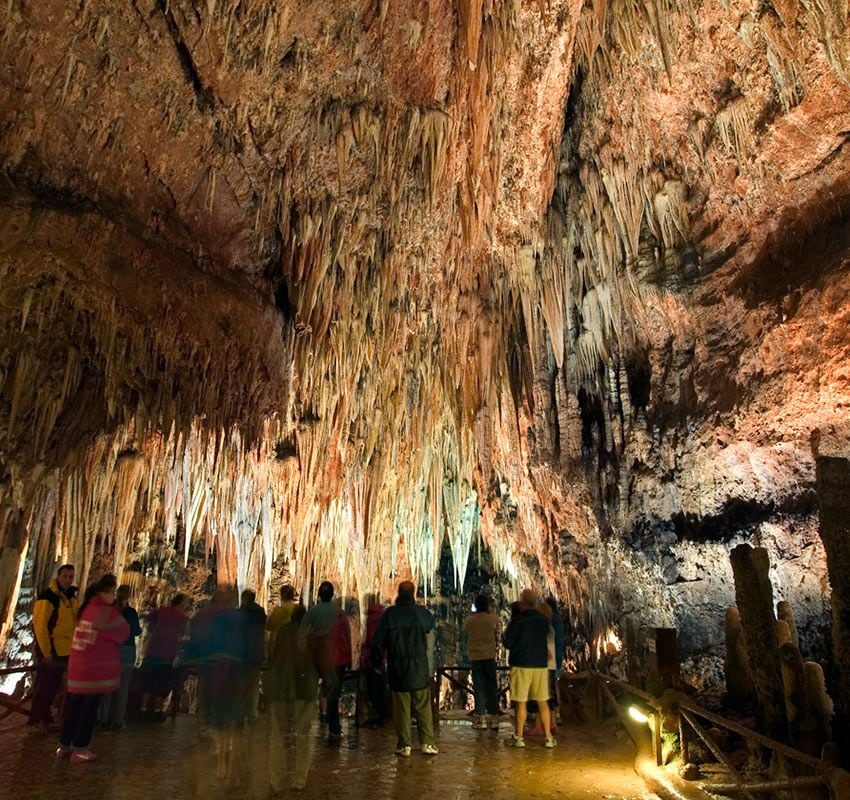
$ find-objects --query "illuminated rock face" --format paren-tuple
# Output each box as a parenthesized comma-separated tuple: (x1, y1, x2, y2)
(1, 2, 848, 659)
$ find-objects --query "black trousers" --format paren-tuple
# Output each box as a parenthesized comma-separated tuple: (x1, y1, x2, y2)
(364, 667, 388, 722)
(60, 693, 103, 749)
(470, 659, 499, 716)
(325, 666, 347, 735)
(28, 655, 68, 725)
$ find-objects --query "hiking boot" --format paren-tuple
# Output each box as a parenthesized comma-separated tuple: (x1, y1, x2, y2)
(394, 745, 412, 757)
(55, 745, 72, 758)
(472, 717, 488, 730)
(70, 749, 98, 763)
(544, 736, 557, 748)
(421, 743, 439, 755)
(505, 735, 525, 748)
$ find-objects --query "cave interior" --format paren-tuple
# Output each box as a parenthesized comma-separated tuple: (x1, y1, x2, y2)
(1, 0, 850, 768)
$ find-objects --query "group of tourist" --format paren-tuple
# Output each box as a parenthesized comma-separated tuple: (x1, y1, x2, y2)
(26, 561, 566, 790)
(465, 588, 565, 748)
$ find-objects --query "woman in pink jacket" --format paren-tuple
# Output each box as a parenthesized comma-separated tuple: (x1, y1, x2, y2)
(57, 573, 129, 763)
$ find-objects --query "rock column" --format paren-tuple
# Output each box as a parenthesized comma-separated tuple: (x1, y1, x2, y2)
(729, 544, 791, 744)
(724, 607, 754, 710)
(0, 510, 28, 652)
(813, 437, 850, 762)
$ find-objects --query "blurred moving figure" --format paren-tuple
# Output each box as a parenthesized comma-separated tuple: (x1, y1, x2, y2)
(267, 603, 318, 794)
(140, 593, 188, 720)
(207, 593, 247, 782)
(240, 588, 267, 722)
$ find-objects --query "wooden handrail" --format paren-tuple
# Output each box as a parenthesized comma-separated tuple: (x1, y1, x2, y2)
(675, 695, 831, 773)
(591, 669, 846, 783)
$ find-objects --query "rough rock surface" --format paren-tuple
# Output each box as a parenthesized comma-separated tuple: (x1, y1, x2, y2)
(1, 0, 849, 677)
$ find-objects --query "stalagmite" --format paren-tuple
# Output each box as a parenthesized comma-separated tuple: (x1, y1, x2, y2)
(724, 607, 754, 711)
(803, 661, 834, 758)
(777, 619, 811, 751)
(0, 10, 847, 786)
(729, 545, 791, 745)
(813, 430, 850, 760)
(777, 600, 800, 651)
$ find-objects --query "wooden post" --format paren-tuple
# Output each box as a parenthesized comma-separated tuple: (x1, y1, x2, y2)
(678, 708, 691, 765)
(652, 710, 663, 766)
(724, 607, 754, 711)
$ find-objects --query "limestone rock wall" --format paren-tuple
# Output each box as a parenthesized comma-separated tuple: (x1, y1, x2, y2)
(1, 0, 849, 668)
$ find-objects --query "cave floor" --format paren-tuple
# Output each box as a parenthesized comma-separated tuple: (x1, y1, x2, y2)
(0, 712, 654, 800)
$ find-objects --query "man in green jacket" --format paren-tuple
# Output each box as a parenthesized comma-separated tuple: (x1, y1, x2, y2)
(371, 581, 438, 757)
(28, 564, 78, 732)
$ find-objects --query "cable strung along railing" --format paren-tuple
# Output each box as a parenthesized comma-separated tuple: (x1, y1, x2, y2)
(589, 670, 850, 800)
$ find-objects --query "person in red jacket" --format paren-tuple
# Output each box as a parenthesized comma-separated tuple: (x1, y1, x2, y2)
(359, 596, 388, 728)
(57, 573, 129, 763)
(139, 593, 189, 719)
(328, 602, 352, 740)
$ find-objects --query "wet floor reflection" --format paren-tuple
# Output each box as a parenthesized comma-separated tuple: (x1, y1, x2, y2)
(1, 715, 654, 800)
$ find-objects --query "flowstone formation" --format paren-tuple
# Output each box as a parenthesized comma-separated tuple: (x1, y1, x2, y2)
(1, 0, 849, 677)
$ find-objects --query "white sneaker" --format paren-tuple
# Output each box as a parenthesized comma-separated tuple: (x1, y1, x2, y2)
(395, 745, 412, 757)
(421, 743, 439, 755)
(544, 736, 556, 748)
(506, 735, 525, 748)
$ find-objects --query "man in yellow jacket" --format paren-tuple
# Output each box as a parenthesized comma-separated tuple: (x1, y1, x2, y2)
(28, 564, 79, 732)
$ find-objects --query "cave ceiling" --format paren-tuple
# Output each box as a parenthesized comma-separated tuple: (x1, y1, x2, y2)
(1, 0, 849, 640)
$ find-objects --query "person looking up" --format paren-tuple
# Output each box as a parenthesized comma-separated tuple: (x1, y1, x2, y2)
(371, 581, 438, 757)
(29, 563, 79, 733)
(503, 589, 555, 749)
(464, 592, 500, 730)
(266, 584, 298, 654)
(299, 581, 350, 742)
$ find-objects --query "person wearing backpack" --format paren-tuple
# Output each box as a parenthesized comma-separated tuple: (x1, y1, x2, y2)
(28, 563, 79, 733)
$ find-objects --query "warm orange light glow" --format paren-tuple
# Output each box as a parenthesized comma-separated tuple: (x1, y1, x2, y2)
(594, 626, 623, 661)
